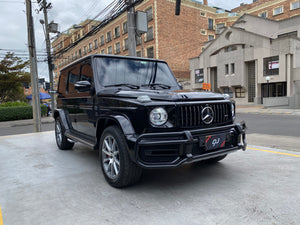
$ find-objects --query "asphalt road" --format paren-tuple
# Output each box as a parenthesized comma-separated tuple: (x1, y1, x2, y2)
(236, 113, 300, 137)
(0, 131, 299, 225)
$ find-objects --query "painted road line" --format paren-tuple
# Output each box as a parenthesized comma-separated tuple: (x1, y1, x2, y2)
(0, 131, 53, 139)
(248, 147, 300, 158)
(0, 204, 3, 225)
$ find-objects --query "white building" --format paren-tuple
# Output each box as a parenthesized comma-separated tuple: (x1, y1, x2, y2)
(189, 14, 300, 108)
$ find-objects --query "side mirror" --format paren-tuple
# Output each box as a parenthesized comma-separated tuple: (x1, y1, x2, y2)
(75, 80, 92, 92)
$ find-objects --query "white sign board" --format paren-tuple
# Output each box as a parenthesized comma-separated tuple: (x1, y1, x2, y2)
(268, 60, 279, 69)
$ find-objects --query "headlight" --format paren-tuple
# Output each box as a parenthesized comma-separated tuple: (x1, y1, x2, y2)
(150, 107, 168, 126)
(231, 102, 236, 120)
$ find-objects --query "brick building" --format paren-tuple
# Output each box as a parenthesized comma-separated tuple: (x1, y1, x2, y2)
(52, 0, 239, 86)
(232, 0, 300, 20)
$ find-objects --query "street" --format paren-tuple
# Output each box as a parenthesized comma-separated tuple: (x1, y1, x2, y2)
(0, 131, 299, 225)
(1, 113, 299, 152)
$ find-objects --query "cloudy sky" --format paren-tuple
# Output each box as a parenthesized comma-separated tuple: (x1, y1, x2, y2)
(0, 0, 252, 81)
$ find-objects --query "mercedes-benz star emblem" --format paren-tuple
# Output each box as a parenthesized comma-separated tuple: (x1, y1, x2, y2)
(201, 106, 214, 124)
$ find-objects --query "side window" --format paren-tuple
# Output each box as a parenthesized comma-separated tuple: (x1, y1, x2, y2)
(80, 62, 93, 83)
(66, 66, 79, 95)
(57, 70, 68, 97)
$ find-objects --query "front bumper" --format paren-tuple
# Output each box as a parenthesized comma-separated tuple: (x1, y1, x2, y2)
(131, 122, 246, 169)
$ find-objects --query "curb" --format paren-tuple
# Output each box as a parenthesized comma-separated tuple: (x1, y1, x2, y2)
(0, 117, 54, 128)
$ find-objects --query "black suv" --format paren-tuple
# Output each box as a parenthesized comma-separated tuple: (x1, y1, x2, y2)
(55, 54, 246, 187)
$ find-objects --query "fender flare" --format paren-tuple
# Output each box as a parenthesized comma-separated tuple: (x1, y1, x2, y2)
(96, 114, 136, 137)
(53, 109, 71, 131)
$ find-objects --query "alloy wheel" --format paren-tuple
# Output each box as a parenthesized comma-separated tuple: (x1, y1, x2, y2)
(101, 135, 120, 179)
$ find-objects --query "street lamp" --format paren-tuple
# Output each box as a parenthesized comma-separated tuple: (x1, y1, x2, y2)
(266, 76, 271, 98)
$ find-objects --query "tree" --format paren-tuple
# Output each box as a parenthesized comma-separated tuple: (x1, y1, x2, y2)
(0, 52, 31, 103)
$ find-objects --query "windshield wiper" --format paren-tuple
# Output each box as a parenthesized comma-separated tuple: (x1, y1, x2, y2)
(141, 83, 171, 89)
(104, 83, 140, 89)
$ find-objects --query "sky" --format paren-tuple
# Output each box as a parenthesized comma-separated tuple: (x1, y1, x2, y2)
(0, 0, 253, 81)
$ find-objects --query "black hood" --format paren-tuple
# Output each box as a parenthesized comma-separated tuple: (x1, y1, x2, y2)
(99, 89, 226, 101)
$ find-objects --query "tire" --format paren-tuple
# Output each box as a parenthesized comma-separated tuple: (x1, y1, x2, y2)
(99, 126, 142, 188)
(55, 117, 74, 150)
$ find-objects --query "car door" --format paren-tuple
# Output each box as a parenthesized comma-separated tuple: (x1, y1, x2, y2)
(75, 60, 97, 138)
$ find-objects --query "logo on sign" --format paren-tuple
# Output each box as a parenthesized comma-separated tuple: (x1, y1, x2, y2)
(212, 138, 220, 147)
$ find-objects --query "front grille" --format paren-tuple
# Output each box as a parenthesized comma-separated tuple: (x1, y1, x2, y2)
(179, 103, 231, 128)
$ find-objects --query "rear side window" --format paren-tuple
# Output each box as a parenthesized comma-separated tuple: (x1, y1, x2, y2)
(66, 65, 79, 96)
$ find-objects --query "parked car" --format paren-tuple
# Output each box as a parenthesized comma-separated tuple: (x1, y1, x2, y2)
(54, 54, 246, 188)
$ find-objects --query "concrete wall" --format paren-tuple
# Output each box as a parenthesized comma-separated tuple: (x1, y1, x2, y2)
(263, 97, 289, 107)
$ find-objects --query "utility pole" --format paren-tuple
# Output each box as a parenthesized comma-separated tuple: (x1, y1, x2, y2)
(26, 0, 41, 132)
(127, 0, 136, 56)
(39, 0, 55, 116)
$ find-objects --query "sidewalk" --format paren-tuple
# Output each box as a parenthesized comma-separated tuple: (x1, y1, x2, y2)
(0, 117, 54, 128)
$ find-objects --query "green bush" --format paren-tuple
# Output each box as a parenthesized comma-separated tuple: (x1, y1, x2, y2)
(0, 105, 47, 121)
(0, 101, 28, 107)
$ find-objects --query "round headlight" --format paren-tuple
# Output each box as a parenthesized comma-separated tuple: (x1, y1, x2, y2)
(150, 107, 168, 126)
(231, 103, 236, 120)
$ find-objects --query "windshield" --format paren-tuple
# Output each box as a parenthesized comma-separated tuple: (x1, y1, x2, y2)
(94, 57, 180, 90)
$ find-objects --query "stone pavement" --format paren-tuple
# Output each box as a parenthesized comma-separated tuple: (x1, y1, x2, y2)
(0, 106, 299, 128)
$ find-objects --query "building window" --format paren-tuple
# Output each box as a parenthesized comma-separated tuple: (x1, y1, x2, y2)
(278, 31, 297, 38)
(75, 51, 78, 59)
(208, 35, 214, 41)
(195, 69, 204, 83)
(146, 7, 153, 21)
(235, 87, 245, 98)
(225, 45, 237, 52)
(88, 43, 92, 52)
(68, 56, 70, 63)
(136, 51, 142, 57)
(200, 12, 206, 17)
(259, 11, 268, 18)
(216, 23, 225, 34)
(101, 49, 105, 54)
(115, 42, 121, 54)
(100, 35, 105, 46)
(223, 87, 233, 98)
(94, 39, 98, 49)
(114, 26, 120, 38)
(136, 36, 141, 46)
(231, 63, 235, 74)
(145, 27, 154, 42)
(201, 29, 206, 35)
(79, 49, 82, 57)
(208, 18, 214, 30)
(124, 38, 128, 50)
(147, 46, 154, 58)
(225, 64, 229, 75)
(262, 82, 287, 97)
(123, 22, 128, 34)
(273, 6, 283, 16)
(107, 46, 112, 54)
(291, 1, 300, 10)
(106, 31, 112, 42)
(263, 56, 279, 76)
